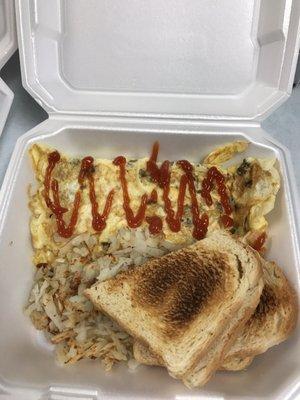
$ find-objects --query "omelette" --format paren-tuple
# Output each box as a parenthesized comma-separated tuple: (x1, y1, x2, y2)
(26, 141, 280, 368)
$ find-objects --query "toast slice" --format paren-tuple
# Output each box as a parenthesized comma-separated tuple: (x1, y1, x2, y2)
(133, 260, 297, 374)
(181, 293, 259, 387)
(85, 231, 263, 385)
(222, 260, 297, 364)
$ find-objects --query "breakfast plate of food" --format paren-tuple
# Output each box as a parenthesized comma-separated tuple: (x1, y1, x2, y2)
(24, 140, 297, 388)
(0, 0, 299, 398)
(0, 127, 299, 399)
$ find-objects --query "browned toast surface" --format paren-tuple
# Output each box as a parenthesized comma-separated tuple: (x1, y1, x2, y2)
(133, 259, 298, 375)
(85, 231, 263, 384)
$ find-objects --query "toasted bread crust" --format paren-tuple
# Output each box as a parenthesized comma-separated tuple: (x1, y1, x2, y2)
(246, 284, 278, 326)
(132, 258, 298, 376)
(85, 231, 264, 385)
(220, 356, 253, 371)
(183, 267, 263, 387)
(133, 341, 162, 366)
(223, 260, 298, 362)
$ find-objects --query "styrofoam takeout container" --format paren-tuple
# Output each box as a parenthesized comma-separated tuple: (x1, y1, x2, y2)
(0, 1, 299, 399)
(0, 0, 17, 136)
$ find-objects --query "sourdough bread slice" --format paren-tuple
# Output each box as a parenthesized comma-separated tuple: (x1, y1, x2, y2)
(85, 230, 263, 383)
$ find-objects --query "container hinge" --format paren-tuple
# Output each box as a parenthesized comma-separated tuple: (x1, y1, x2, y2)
(43, 386, 98, 400)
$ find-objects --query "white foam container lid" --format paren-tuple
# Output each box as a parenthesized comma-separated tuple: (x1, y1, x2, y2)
(1, 0, 300, 399)
(0, 0, 17, 136)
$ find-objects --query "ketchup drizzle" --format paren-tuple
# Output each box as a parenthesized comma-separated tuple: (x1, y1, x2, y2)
(220, 215, 234, 229)
(113, 156, 148, 228)
(201, 166, 232, 214)
(146, 144, 209, 239)
(148, 189, 158, 204)
(146, 141, 161, 184)
(177, 160, 209, 240)
(44, 152, 114, 238)
(44, 151, 66, 214)
(79, 157, 114, 233)
(201, 165, 233, 228)
(146, 216, 163, 235)
(44, 142, 234, 240)
(252, 232, 267, 252)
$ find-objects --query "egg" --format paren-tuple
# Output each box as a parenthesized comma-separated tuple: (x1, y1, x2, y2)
(203, 141, 249, 165)
(29, 141, 280, 263)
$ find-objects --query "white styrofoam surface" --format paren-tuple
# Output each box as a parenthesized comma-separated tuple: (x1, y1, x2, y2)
(1, 55, 300, 192)
(0, 78, 13, 135)
(17, 0, 300, 120)
(1, 0, 299, 398)
(0, 119, 299, 399)
(0, 0, 17, 136)
(0, 0, 17, 69)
